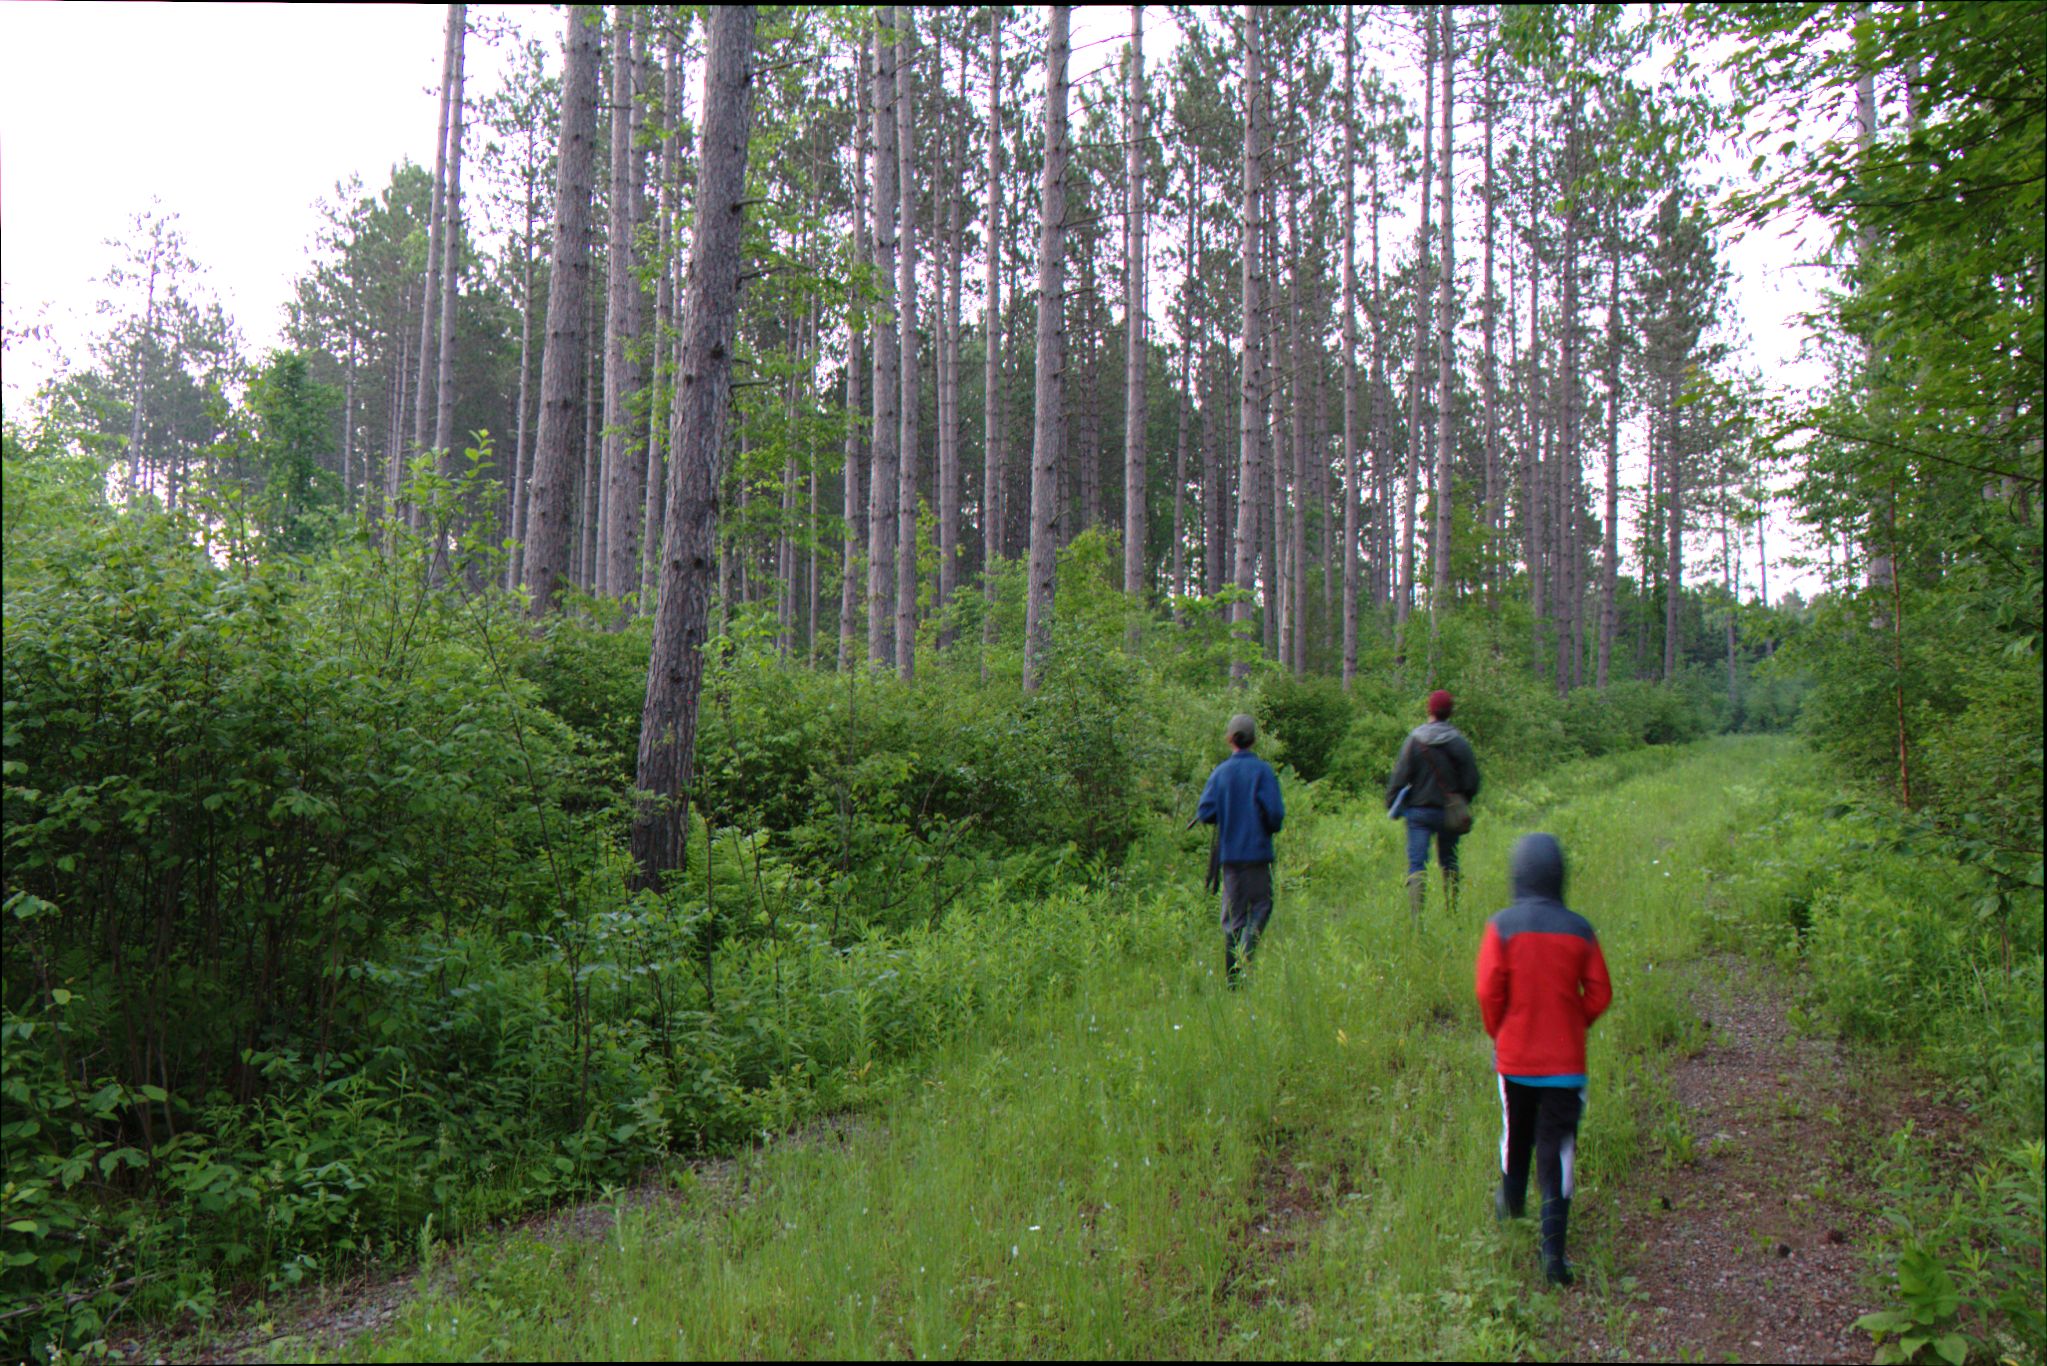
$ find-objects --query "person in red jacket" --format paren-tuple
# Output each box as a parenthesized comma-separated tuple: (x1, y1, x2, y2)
(1474, 832, 1612, 1287)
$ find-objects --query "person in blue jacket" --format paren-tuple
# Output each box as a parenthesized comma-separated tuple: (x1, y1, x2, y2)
(1196, 713, 1285, 986)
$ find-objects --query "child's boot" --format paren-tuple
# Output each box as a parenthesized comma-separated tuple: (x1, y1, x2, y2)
(1495, 1168, 1527, 1222)
(1540, 1196, 1574, 1286)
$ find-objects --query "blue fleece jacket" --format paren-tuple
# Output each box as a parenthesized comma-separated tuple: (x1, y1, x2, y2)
(1196, 749, 1285, 863)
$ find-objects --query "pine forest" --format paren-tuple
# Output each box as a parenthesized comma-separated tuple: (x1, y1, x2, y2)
(1, 4, 2040, 1361)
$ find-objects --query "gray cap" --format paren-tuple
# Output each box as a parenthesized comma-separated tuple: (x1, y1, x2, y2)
(1226, 713, 1257, 747)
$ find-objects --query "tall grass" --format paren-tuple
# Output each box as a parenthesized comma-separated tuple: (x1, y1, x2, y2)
(339, 737, 1790, 1362)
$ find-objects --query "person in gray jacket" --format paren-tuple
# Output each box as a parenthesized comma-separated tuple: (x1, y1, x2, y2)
(1385, 689, 1481, 923)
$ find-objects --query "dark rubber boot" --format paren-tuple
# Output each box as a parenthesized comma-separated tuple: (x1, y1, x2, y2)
(1444, 867, 1461, 917)
(1541, 1196, 1574, 1286)
(1224, 936, 1242, 989)
(1496, 1172, 1527, 1222)
(1406, 872, 1426, 930)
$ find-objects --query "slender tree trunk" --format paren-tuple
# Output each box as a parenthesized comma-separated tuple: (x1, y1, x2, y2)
(1341, 8, 1360, 687)
(434, 5, 467, 465)
(412, 4, 458, 470)
(1397, 8, 1435, 656)
(1481, 22, 1499, 603)
(841, 45, 870, 670)
(1230, 5, 1267, 685)
(980, 9, 1004, 675)
(867, 24, 900, 669)
(1022, 6, 1071, 693)
(1429, 7, 1455, 666)
(1597, 239, 1621, 690)
(630, 5, 757, 892)
(522, 5, 601, 618)
(1286, 190, 1307, 675)
(937, 37, 963, 649)
(641, 37, 682, 610)
(580, 277, 602, 587)
(895, 6, 920, 680)
(507, 159, 539, 590)
(602, 6, 652, 601)
(1122, 4, 1148, 617)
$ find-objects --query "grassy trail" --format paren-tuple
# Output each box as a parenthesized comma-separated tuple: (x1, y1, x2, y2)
(331, 736, 1794, 1361)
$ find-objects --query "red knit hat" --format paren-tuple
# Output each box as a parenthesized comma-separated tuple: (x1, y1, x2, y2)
(1427, 689, 1454, 719)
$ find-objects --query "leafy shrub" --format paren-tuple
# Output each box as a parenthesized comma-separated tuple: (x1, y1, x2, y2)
(1255, 672, 1354, 782)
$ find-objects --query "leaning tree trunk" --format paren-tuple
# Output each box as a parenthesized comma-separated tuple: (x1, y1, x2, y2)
(1021, 5, 1071, 694)
(522, 4, 601, 618)
(631, 5, 759, 891)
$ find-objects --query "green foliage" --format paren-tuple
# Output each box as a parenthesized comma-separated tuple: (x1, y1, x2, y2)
(1254, 672, 1353, 782)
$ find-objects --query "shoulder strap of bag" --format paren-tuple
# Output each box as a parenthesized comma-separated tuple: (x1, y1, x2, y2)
(1417, 741, 1460, 799)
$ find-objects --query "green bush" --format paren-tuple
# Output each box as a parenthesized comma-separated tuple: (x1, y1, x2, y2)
(1254, 672, 1354, 782)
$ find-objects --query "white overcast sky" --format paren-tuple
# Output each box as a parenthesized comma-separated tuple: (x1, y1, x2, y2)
(2, 3, 1835, 595)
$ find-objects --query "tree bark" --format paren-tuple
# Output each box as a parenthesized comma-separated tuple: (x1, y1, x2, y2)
(1341, 7, 1359, 687)
(936, 37, 963, 649)
(1122, 4, 1148, 615)
(631, 2, 757, 891)
(1230, 5, 1268, 685)
(434, 5, 467, 465)
(1397, 7, 1435, 656)
(642, 34, 682, 610)
(601, 4, 646, 599)
(411, 3, 459, 471)
(980, 8, 1004, 674)
(894, 6, 920, 681)
(841, 43, 870, 670)
(866, 23, 900, 669)
(522, 5, 601, 618)
(1022, 5, 1071, 693)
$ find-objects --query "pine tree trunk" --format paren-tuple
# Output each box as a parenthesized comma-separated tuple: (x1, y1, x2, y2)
(1481, 23, 1499, 603)
(841, 46, 870, 670)
(1122, 4, 1148, 614)
(522, 5, 601, 618)
(434, 5, 467, 464)
(894, 6, 920, 681)
(506, 146, 540, 590)
(1230, 5, 1266, 685)
(937, 37, 963, 649)
(630, 4, 757, 892)
(1429, 8, 1455, 664)
(867, 24, 900, 670)
(641, 36, 682, 611)
(980, 9, 1004, 675)
(1397, 8, 1434, 653)
(601, 6, 651, 600)
(1597, 240, 1621, 690)
(1339, 11, 1359, 684)
(1022, 5, 1070, 694)
(411, 4, 458, 473)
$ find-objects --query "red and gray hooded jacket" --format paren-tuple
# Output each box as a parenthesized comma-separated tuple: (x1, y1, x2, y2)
(1475, 833, 1613, 1077)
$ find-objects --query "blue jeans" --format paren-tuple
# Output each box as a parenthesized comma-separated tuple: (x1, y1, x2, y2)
(1405, 806, 1461, 875)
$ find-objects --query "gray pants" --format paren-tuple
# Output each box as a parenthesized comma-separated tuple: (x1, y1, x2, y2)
(1220, 862, 1273, 978)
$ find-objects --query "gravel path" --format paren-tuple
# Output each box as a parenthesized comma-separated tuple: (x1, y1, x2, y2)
(1562, 953, 1972, 1363)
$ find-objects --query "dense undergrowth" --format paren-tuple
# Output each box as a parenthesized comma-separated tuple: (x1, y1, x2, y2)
(4, 447, 2037, 1363)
